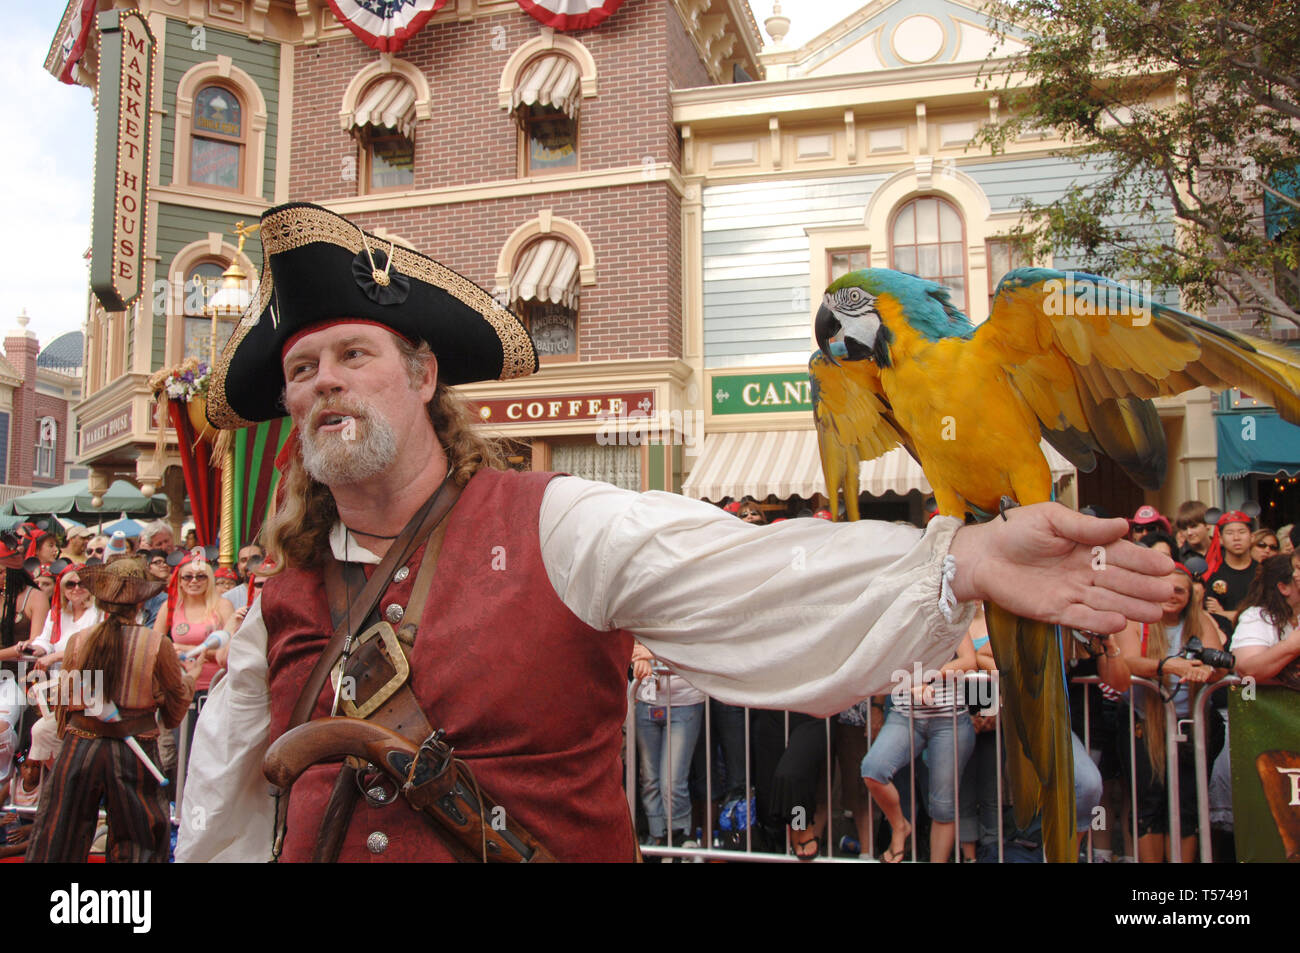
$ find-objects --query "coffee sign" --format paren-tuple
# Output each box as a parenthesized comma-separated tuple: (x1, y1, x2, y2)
(472, 391, 655, 424)
(90, 10, 154, 313)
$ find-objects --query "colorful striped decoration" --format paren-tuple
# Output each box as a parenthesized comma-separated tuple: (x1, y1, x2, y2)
(230, 418, 292, 554)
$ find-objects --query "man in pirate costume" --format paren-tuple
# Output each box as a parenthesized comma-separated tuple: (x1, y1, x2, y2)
(26, 559, 203, 862)
(178, 202, 1174, 863)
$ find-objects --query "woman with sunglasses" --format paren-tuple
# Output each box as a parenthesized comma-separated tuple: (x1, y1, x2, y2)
(153, 555, 234, 697)
(21, 565, 102, 772)
(1250, 529, 1280, 565)
(27, 565, 101, 673)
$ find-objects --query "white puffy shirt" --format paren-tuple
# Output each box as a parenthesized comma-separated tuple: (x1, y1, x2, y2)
(177, 476, 976, 862)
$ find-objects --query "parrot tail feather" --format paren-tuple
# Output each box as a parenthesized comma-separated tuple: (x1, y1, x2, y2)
(985, 602, 1077, 863)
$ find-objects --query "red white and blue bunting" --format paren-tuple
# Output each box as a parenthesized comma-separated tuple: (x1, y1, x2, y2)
(325, 0, 449, 53)
(50, 0, 97, 85)
(516, 0, 625, 31)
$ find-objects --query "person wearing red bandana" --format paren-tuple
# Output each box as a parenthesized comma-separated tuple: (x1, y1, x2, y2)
(177, 202, 1175, 863)
(1204, 511, 1256, 635)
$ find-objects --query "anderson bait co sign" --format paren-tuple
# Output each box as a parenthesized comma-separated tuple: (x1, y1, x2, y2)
(90, 10, 154, 313)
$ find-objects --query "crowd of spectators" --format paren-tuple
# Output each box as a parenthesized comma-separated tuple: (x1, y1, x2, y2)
(2, 494, 1297, 863)
(0, 519, 265, 858)
(627, 495, 1300, 862)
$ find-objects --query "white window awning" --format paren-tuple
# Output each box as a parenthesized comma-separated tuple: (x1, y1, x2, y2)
(681, 429, 1076, 504)
(511, 238, 580, 310)
(350, 77, 417, 140)
(511, 53, 581, 120)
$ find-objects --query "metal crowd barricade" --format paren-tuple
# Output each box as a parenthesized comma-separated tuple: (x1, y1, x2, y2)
(1071, 674, 1183, 862)
(1193, 674, 1241, 864)
(624, 667, 1005, 863)
(622, 664, 1231, 864)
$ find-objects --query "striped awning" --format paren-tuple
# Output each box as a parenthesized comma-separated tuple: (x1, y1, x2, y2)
(351, 77, 417, 139)
(511, 238, 580, 310)
(511, 53, 581, 120)
(681, 430, 1076, 502)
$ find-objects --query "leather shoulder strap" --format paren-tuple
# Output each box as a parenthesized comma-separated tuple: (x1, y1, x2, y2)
(288, 478, 462, 731)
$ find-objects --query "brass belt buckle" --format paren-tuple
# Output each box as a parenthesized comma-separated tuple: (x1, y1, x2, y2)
(329, 621, 411, 719)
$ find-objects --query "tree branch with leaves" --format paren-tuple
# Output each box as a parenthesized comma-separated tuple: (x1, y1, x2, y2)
(977, 0, 1300, 331)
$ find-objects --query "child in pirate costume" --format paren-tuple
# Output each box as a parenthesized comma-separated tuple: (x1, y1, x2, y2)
(178, 202, 1174, 863)
(25, 560, 203, 863)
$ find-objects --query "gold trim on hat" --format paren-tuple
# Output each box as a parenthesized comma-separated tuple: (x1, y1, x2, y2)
(206, 204, 537, 430)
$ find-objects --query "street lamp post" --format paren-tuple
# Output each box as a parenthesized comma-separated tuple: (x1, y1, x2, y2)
(204, 222, 259, 569)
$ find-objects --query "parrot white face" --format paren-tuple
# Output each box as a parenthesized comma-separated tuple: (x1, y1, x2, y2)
(817, 288, 892, 366)
(826, 289, 881, 350)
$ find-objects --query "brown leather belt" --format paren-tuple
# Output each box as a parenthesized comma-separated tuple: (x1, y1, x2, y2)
(66, 712, 158, 740)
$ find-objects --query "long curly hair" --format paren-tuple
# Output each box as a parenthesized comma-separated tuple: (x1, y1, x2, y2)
(1240, 553, 1297, 634)
(262, 339, 506, 572)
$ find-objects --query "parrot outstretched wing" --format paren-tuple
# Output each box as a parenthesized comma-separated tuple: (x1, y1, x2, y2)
(975, 268, 1300, 859)
(977, 268, 1300, 490)
(809, 350, 915, 521)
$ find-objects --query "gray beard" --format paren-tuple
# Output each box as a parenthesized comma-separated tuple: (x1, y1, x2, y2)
(299, 403, 398, 486)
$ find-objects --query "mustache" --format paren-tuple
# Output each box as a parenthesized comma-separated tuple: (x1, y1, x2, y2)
(309, 396, 373, 428)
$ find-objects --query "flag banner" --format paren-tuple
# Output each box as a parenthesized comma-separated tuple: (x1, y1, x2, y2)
(516, 0, 625, 31)
(49, 0, 97, 85)
(1228, 684, 1300, 862)
(325, 0, 449, 53)
(232, 418, 292, 554)
(167, 401, 219, 547)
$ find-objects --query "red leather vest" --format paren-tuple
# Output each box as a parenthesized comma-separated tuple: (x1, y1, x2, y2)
(263, 468, 636, 862)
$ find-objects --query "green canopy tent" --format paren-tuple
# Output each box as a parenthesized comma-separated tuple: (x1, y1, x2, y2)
(0, 480, 169, 523)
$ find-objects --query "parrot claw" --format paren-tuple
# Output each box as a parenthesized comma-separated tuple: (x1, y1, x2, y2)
(998, 496, 1020, 522)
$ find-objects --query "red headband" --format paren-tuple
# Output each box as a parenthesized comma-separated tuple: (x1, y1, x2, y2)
(1205, 511, 1253, 575)
(279, 319, 414, 363)
(50, 562, 85, 646)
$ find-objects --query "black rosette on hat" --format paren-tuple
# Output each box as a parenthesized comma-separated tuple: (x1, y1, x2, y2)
(352, 247, 410, 306)
(205, 202, 538, 429)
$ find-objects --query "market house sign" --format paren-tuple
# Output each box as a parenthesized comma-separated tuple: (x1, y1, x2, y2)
(472, 391, 655, 423)
(712, 372, 813, 415)
(90, 10, 154, 313)
(81, 405, 133, 454)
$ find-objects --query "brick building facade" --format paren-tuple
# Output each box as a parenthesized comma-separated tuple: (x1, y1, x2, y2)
(52, 0, 762, 497)
(0, 315, 79, 495)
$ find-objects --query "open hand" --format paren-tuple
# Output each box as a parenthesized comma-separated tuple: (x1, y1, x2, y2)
(948, 503, 1174, 634)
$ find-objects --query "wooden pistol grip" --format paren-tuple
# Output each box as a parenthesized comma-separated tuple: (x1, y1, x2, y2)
(263, 717, 417, 789)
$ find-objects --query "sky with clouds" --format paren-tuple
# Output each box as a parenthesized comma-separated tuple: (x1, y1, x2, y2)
(3, 3, 96, 348)
(3, 1, 867, 351)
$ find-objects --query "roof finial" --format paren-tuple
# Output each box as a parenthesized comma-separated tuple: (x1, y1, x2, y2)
(765, 2, 791, 48)
(12, 309, 35, 339)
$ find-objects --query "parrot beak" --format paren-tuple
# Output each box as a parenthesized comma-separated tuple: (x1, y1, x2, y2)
(815, 299, 841, 365)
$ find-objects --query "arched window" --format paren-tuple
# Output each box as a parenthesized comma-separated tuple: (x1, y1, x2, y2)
(35, 417, 57, 480)
(181, 258, 230, 362)
(890, 197, 967, 311)
(511, 237, 580, 361)
(350, 77, 417, 193)
(510, 55, 580, 176)
(189, 84, 246, 190)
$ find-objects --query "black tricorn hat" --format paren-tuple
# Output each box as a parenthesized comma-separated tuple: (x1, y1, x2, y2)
(206, 202, 538, 428)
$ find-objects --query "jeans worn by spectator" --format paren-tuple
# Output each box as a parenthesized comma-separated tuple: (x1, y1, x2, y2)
(709, 699, 749, 802)
(862, 708, 975, 823)
(636, 701, 704, 840)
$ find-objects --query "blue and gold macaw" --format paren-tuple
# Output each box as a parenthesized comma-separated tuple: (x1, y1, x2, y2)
(811, 267, 1300, 862)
